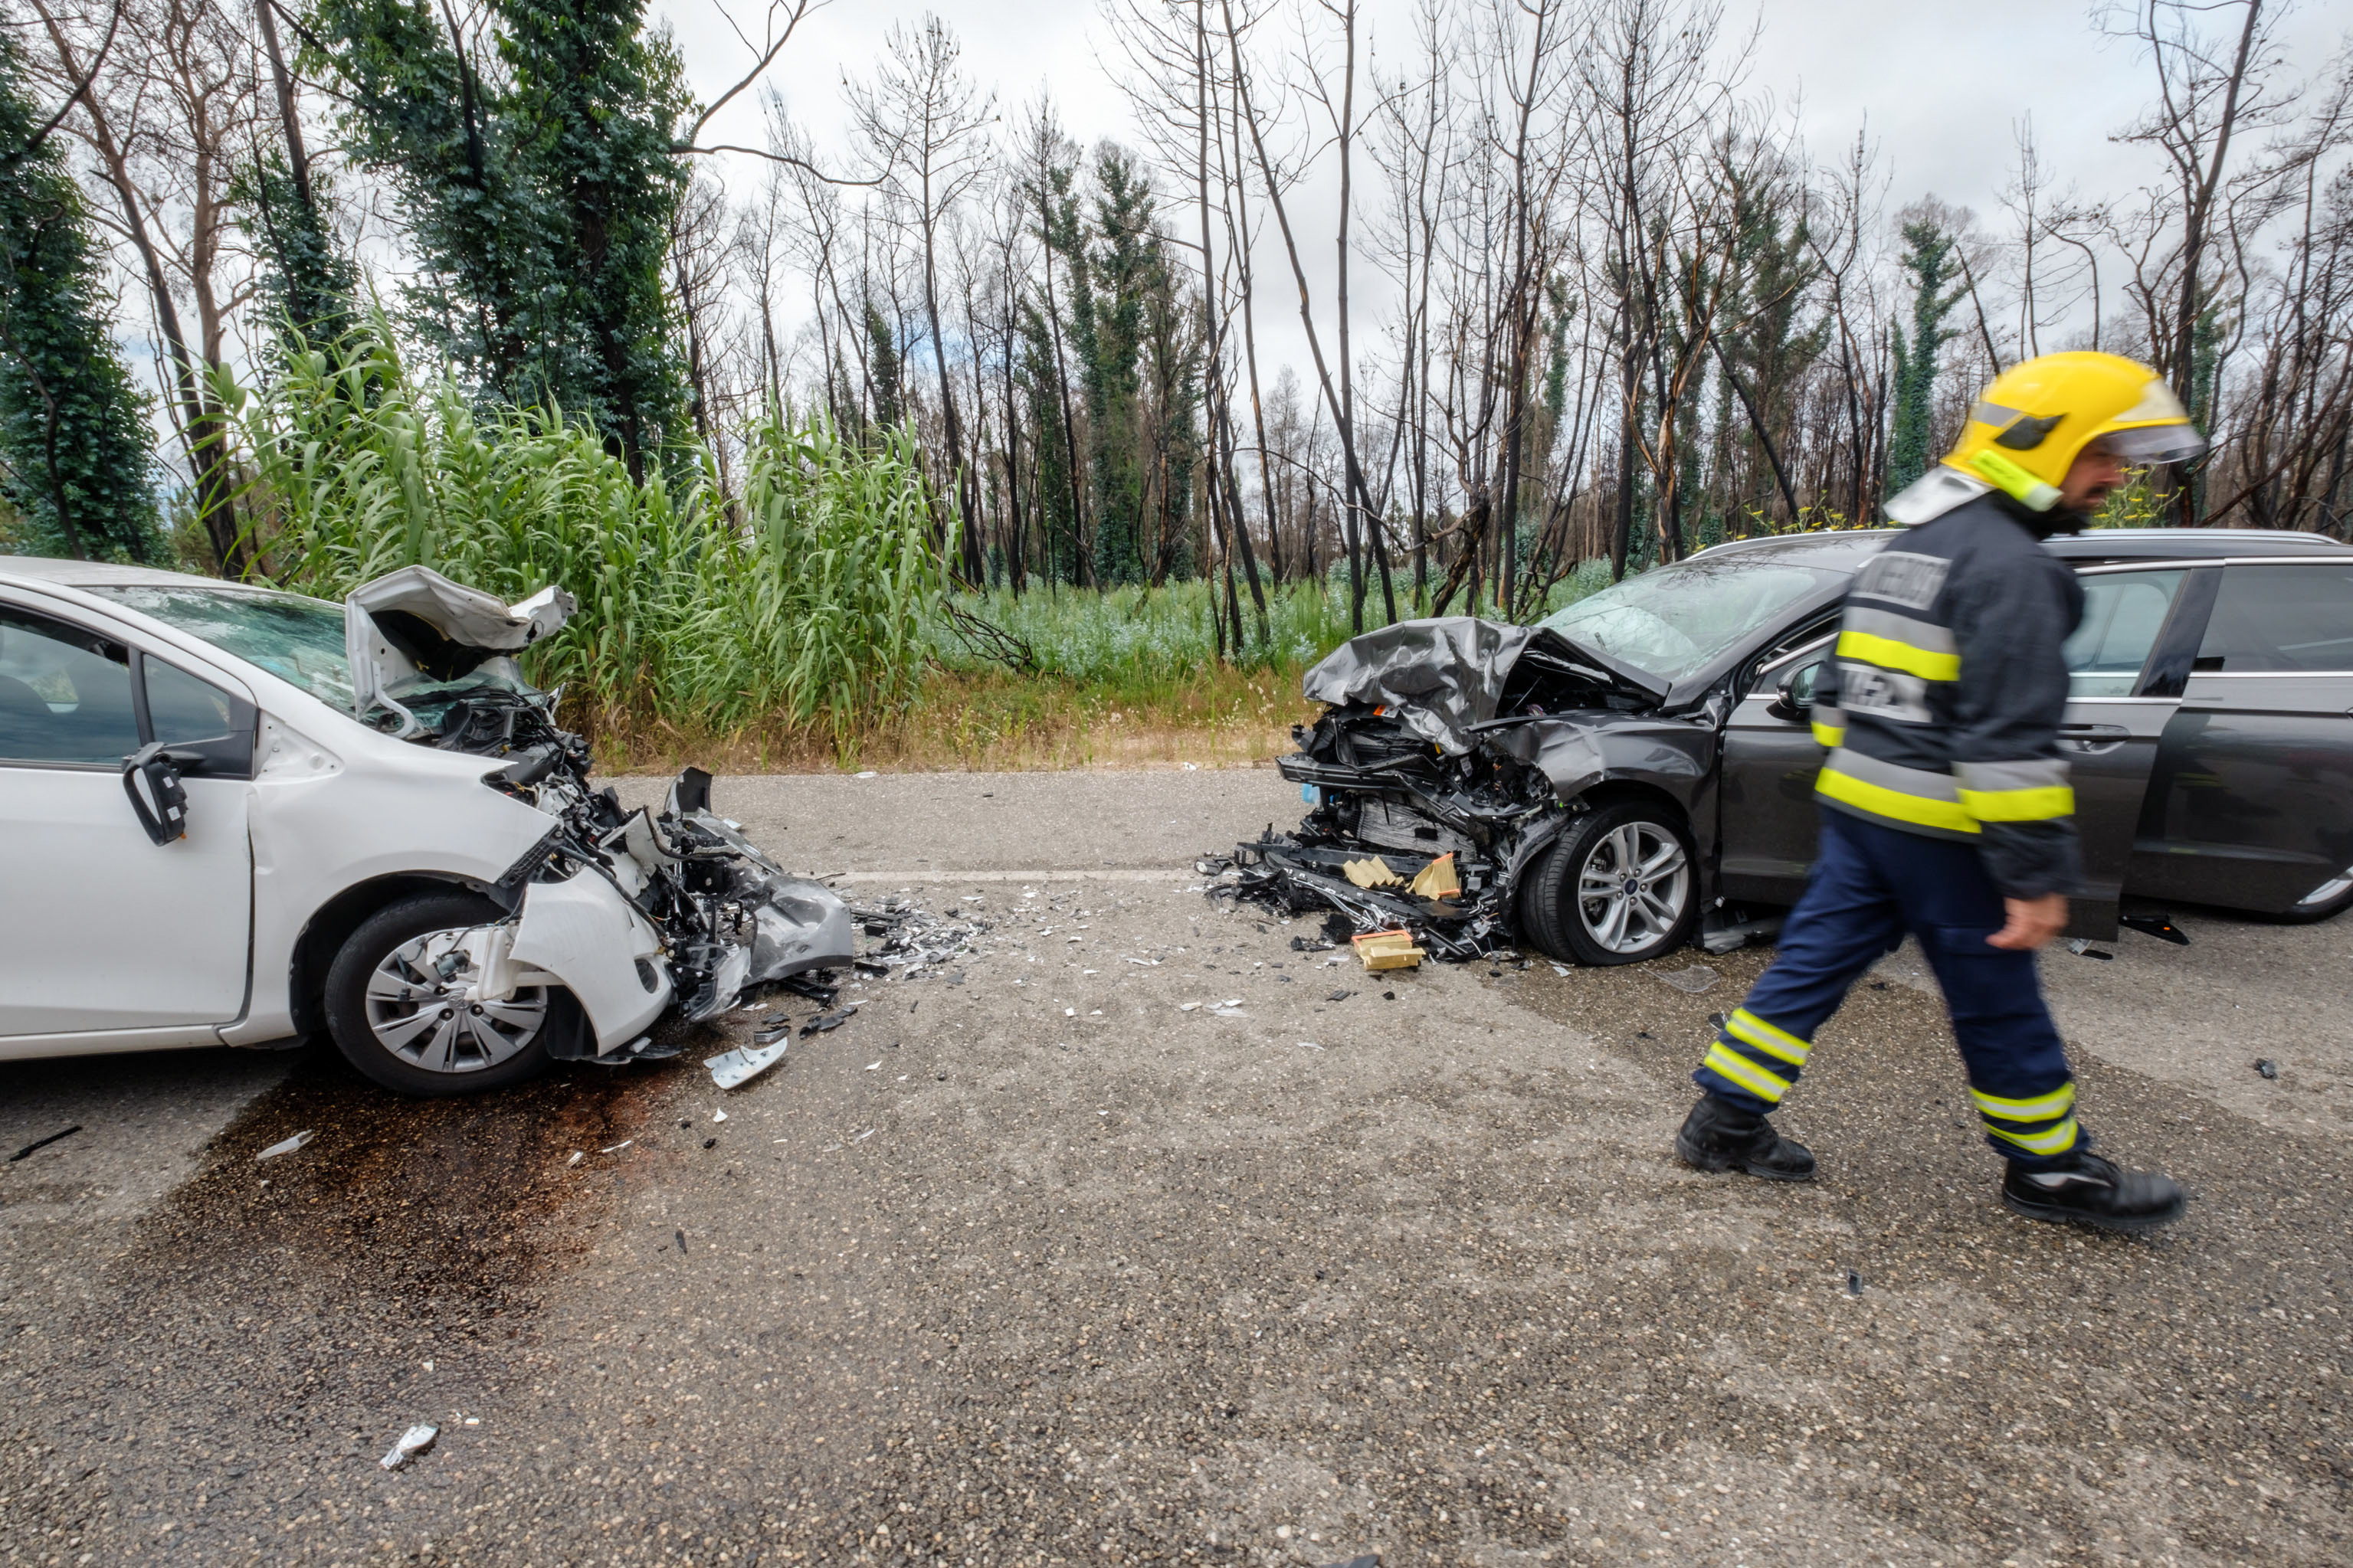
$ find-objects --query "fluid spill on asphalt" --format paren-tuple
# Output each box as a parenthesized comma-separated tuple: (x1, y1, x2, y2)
(0, 1042, 681, 1562)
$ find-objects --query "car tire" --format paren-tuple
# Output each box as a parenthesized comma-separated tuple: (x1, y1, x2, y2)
(1523, 801, 1699, 966)
(324, 890, 559, 1097)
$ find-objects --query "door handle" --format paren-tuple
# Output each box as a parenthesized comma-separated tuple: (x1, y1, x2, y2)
(2057, 723, 2130, 756)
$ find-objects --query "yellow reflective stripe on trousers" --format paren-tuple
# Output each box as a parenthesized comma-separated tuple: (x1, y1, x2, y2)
(1817, 764, 1980, 835)
(1971, 1083, 2076, 1121)
(1958, 784, 2076, 822)
(1702, 1043, 1791, 1104)
(1984, 1116, 2081, 1155)
(1725, 1008, 1811, 1067)
(1835, 628, 1961, 683)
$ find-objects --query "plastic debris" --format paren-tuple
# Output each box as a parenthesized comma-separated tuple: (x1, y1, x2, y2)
(256, 1130, 314, 1161)
(2256, 1059, 2279, 1079)
(1326, 989, 1354, 1003)
(380, 1423, 439, 1470)
(565, 1151, 584, 1167)
(712, 1108, 728, 1121)
(1179, 1002, 1201, 1012)
(2119, 911, 2190, 945)
(7, 1125, 80, 1163)
(600, 1139, 634, 1154)
(1653, 962, 1719, 994)
(2066, 938, 2115, 960)
(1847, 1269, 1863, 1297)
(709, 1035, 790, 1088)
(1352, 929, 1425, 971)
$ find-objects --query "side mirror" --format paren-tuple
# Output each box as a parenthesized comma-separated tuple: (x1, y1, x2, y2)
(122, 742, 195, 845)
(1768, 661, 1821, 722)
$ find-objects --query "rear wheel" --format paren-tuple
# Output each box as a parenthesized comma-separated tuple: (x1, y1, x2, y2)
(324, 891, 559, 1097)
(1523, 802, 1698, 966)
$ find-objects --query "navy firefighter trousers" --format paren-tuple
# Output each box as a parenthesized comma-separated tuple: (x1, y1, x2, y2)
(1693, 807, 2086, 1169)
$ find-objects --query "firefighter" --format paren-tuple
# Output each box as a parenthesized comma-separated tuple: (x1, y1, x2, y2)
(1675, 351, 2206, 1233)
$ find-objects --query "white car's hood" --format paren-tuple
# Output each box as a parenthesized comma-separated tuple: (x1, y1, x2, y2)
(345, 566, 575, 736)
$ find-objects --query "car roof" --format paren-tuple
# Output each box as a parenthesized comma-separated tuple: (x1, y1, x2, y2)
(0, 556, 270, 591)
(1687, 525, 2346, 571)
(2041, 528, 2348, 561)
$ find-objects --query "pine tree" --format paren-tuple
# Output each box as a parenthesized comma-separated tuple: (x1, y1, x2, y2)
(313, 0, 693, 476)
(1887, 218, 1965, 494)
(235, 152, 357, 347)
(0, 47, 162, 561)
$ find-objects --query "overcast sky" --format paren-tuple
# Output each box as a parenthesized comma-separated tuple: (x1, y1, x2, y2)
(655, 0, 2348, 372)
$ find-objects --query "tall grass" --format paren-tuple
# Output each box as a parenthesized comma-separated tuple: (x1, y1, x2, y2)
(204, 325, 1630, 768)
(211, 330, 946, 746)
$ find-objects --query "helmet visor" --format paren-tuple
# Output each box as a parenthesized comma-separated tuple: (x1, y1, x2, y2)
(2088, 423, 2209, 464)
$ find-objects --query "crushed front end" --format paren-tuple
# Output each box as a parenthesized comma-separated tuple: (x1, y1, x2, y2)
(346, 566, 855, 1059)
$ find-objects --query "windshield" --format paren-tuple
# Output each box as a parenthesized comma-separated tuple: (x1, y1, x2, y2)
(1537, 558, 1842, 680)
(84, 584, 354, 711)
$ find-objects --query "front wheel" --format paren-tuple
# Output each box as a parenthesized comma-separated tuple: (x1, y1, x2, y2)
(323, 890, 559, 1097)
(1522, 802, 1698, 966)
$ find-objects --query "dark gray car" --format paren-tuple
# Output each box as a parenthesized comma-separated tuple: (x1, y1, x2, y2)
(1263, 527, 2353, 965)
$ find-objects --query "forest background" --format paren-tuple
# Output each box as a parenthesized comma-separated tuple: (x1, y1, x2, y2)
(1, 0, 2348, 768)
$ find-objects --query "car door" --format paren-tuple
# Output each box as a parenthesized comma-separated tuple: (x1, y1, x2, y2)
(1715, 567, 2199, 927)
(1717, 633, 1837, 905)
(2130, 558, 2353, 914)
(0, 601, 257, 1037)
(2055, 564, 2203, 939)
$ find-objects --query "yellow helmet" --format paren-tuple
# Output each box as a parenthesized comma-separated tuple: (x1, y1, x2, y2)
(1945, 351, 2208, 510)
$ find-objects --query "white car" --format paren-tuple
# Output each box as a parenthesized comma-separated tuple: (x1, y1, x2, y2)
(0, 558, 852, 1095)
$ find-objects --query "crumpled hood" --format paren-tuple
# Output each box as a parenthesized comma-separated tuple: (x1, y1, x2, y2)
(1301, 616, 1666, 754)
(346, 565, 575, 736)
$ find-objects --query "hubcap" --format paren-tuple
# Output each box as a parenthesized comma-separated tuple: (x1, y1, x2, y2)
(1575, 822, 1690, 954)
(363, 926, 546, 1073)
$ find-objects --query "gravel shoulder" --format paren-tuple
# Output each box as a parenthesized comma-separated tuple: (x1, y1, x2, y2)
(2, 768, 2345, 1566)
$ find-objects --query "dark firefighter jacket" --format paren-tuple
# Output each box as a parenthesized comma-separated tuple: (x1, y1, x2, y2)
(1811, 484, 2086, 900)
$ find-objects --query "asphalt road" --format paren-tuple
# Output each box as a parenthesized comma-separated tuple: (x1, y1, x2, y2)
(2, 768, 2347, 1566)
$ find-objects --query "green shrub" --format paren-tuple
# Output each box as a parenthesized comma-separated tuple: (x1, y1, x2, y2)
(211, 328, 946, 744)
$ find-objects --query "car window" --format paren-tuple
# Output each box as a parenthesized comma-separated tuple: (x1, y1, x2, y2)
(144, 656, 238, 744)
(0, 606, 142, 764)
(2065, 570, 2186, 696)
(2197, 563, 2353, 672)
(84, 584, 353, 709)
(1538, 559, 1841, 682)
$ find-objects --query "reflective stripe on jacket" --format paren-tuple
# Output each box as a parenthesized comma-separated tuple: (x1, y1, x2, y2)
(1811, 488, 2087, 899)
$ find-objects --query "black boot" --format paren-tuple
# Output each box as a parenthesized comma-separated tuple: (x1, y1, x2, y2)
(2002, 1151, 2187, 1235)
(1675, 1094, 1816, 1182)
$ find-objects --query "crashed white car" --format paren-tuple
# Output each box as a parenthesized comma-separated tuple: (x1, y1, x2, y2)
(0, 558, 853, 1095)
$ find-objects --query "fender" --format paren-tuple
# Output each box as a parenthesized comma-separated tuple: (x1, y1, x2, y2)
(508, 873, 673, 1052)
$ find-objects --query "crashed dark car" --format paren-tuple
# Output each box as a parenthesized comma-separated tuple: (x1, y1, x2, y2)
(1229, 528, 2353, 964)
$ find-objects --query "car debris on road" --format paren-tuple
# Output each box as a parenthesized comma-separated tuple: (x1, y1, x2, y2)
(379, 1423, 438, 1471)
(255, 1130, 314, 1160)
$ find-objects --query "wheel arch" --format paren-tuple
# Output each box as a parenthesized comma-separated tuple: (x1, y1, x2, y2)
(1565, 777, 1696, 833)
(287, 872, 494, 1039)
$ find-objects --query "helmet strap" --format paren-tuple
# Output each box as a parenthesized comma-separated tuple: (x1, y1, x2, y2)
(1968, 450, 2062, 512)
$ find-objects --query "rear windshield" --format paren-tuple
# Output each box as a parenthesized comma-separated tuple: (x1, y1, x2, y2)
(84, 584, 354, 711)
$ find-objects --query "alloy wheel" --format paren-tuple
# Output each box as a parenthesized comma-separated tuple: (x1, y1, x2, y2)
(1573, 820, 1692, 955)
(362, 925, 547, 1074)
